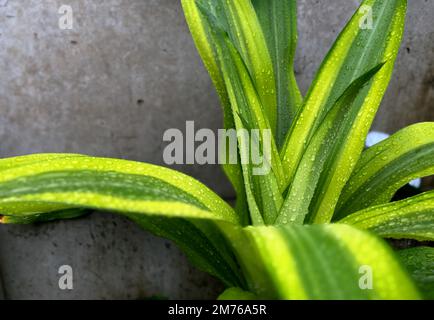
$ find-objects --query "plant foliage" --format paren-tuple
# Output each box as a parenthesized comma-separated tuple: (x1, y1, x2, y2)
(0, 0, 432, 299)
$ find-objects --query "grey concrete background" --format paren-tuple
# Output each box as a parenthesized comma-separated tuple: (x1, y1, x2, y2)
(0, 0, 432, 299)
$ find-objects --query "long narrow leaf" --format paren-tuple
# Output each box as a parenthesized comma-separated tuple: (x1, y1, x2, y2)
(193, 0, 277, 134)
(252, 0, 302, 146)
(0, 153, 86, 170)
(0, 155, 244, 287)
(276, 63, 383, 224)
(336, 122, 434, 218)
(280, 0, 407, 190)
(0, 156, 238, 222)
(220, 0, 277, 134)
(200, 7, 285, 225)
(181, 0, 248, 221)
(222, 223, 420, 299)
(340, 191, 434, 241)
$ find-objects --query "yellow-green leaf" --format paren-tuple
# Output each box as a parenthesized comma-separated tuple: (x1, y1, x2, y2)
(181, 0, 247, 221)
(339, 191, 434, 241)
(222, 223, 420, 299)
(0, 155, 243, 287)
(276, 63, 383, 224)
(280, 0, 407, 191)
(252, 0, 302, 146)
(336, 122, 434, 218)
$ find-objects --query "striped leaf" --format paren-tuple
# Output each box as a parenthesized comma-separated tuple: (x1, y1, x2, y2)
(218, 37, 282, 225)
(0, 155, 237, 222)
(276, 63, 383, 224)
(252, 0, 302, 146)
(397, 247, 434, 300)
(222, 0, 277, 134)
(190, 0, 277, 134)
(336, 122, 434, 218)
(0, 154, 423, 298)
(339, 191, 434, 241)
(0, 0, 428, 300)
(0, 153, 86, 170)
(223, 223, 420, 299)
(181, 0, 247, 220)
(280, 0, 407, 190)
(199, 7, 285, 225)
(0, 155, 244, 287)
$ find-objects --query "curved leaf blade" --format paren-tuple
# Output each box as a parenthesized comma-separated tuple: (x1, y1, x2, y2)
(252, 0, 302, 146)
(397, 247, 434, 300)
(221, 0, 277, 134)
(199, 9, 285, 225)
(0, 155, 238, 223)
(276, 63, 383, 224)
(222, 223, 420, 299)
(339, 191, 434, 241)
(192, 0, 277, 134)
(336, 122, 434, 218)
(280, 0, 407, 190)
(181, 0, 247, 221)
(0, 155, 244, 287)
(0, 153, 86, 170)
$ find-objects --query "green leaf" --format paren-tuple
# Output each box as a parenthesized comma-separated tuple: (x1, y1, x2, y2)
(252, 0, 302, 146)
(336, 122, 434, 218)
(339, 191, 434, 241)
(276, 63, 384, 225)
(181, 0, 227, 105)
(220, 40, 282, 226)
(192, 0, 277, 134)
(0, 155, 244, 287)
(218, 287, 257, 300)
(0, 156, 238, 223)
(0, 208, 89, 224)
(0, 153, 87, 170)
(219, 0, 278, 134)
(0, 155, 423, 298)
(397, 247, 434, 300)
(280, 0, 407, 190)
(0, 154, 95, 218)
(128, 216, 244, 288)
(199, 7, 285, 225)
(222, 223, 420, 299)
(181, 0, 247, 222)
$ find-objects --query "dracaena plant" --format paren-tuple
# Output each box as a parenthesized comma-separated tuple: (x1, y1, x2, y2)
(0, 0, 433, 299)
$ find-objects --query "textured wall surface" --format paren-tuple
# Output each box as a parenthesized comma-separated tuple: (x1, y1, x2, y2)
(0, 0, 433, 299)
(0, 213, 223, 299)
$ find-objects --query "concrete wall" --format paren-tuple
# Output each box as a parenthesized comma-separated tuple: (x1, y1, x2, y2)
(0, 0, 432, 299)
